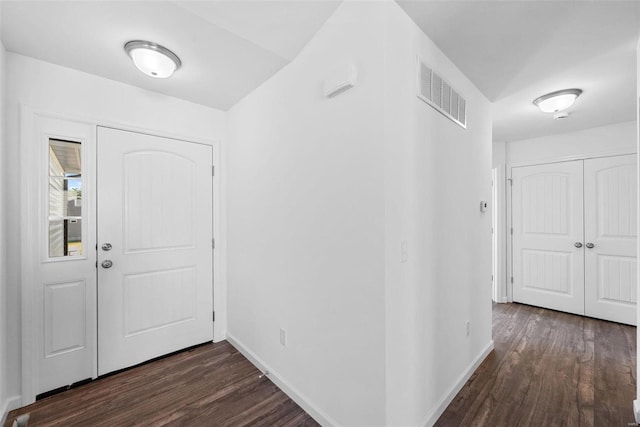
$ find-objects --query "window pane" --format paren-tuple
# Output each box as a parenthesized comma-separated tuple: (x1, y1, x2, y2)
(48, 139, 82, 258)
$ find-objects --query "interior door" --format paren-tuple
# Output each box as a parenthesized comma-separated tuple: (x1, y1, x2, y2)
(512, 161, 585, 315)
(584, 154, 637, 325)
(97, 127, 213, 375)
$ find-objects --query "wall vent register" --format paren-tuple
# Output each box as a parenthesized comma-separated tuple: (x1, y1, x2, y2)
(416, 58, 467, 129)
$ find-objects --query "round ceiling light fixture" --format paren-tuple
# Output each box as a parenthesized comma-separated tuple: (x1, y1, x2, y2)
(124, 40, 181, 78)
(533, 88, 582, 113)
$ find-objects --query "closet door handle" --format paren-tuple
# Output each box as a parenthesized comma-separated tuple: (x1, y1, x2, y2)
(585, 242, 595, 249)
(574, 242, 583, 248)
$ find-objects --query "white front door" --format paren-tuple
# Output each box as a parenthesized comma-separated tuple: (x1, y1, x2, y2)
(96, 127, 214, 375)
(584, 154, 637, 325)
(512, 161, 585, 315)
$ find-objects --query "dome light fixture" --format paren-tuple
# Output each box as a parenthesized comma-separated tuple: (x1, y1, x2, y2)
(124, 40, 181, 78)
(533, 88, 582, 113)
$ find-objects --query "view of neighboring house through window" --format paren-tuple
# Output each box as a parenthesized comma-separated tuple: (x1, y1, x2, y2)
(49, 139, 82, 257)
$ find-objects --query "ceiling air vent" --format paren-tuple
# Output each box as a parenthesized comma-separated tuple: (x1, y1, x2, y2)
(417, 58, 467, 129)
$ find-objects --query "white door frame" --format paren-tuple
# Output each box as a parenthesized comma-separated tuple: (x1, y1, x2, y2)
(506, 152, 637, 304)
(492, 165, 507, 303)
(19, 105, 226, 405)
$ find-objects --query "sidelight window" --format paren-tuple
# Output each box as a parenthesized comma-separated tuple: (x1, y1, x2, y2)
(48, 139, 82, 257)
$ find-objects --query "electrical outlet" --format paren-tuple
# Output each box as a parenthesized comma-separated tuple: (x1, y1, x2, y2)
(280, 328, 287, 346)
(465, 321, 470, 337)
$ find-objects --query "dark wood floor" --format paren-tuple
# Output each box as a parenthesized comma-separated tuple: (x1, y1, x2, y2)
(436, 303, 637, 427)
(5, 341, 319, 427)
(7, 304, 637, 426)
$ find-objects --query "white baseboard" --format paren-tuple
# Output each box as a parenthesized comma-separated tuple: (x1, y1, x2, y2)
(213, 329, 227, 343)
(226, 334, 338, 427)
(1, 395, 22, 426)
(634, 399, 640, 423)
(421, 340, 495, 427)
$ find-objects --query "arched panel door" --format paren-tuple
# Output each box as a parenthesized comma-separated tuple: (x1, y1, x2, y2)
(97, 127, 213, 375)
(511, 161, 585, 316)
(584, 154, 637, 325)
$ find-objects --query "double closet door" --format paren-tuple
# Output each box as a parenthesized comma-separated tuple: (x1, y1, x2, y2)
(30, 117, 214, 400)
(511, 154, 637, 325)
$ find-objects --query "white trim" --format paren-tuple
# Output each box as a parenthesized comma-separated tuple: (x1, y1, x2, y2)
(492, 165, 507, 303)
(634, 399, 640, 424)
(508, 150, 637, 169)
(507, 152, 637, 305)
(20, 105, 36, 404)
(213, 137, 227, 343)
(421, 340, 495, 427)
(226, 334, 338, 427)
(506, 167, 513, 302)
(1, 396, 22, 426)
(19, 105, 216, 148)
(20, 104, 227, 403)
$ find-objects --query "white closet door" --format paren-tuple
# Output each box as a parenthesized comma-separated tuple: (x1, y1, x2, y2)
(584, 154, 637, 325)
(97, 127, 214, 375)
(512, 161, 585, 315)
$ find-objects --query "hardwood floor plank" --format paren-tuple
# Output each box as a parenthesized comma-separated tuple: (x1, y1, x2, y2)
(436, 303, 635, 427)
(594, 320, 636, 426)
(5, 341, 319, 427)
(7, 305, 635, 426)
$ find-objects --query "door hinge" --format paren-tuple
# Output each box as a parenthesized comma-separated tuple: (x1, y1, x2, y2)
(212, 238, 215, 249)
(212, 311, 215, 322)
(212, 165, 215, 176)
(510, 227, 513, 235)
(508, 178, 513, 186)
(511, 277, 514, 284)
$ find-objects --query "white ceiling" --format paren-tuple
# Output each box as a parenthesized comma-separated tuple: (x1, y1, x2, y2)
(0, 1, 341, 110)
(1, 1, 638, 142)
(397, 0, 640, 142)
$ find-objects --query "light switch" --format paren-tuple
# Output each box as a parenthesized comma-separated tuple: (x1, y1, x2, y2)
(401, 241, 408, 263)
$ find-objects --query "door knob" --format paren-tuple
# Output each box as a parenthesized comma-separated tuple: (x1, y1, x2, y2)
(101, 260, 113, 269)
(574, 242, 583, 248)
(101, 243, 112, 251)
(585, 242, 595, 249)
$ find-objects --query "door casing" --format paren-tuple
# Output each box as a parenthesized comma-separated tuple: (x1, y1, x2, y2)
(507, 152, 638, 324)
(19, 106, 225, 405)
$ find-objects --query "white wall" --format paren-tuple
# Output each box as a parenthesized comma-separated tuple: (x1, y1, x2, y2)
(382, 4, 493, 425)
(492, 141, 506, 168)
(227, 1, 493, 426)
(506, 121, 636, 166)
(227, 2, 387, 425)
(4, 53, 226, 405)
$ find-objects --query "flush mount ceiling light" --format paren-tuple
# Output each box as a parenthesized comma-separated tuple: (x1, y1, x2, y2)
(124, 40, 181, 78)
(533, 88, 582, 113)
